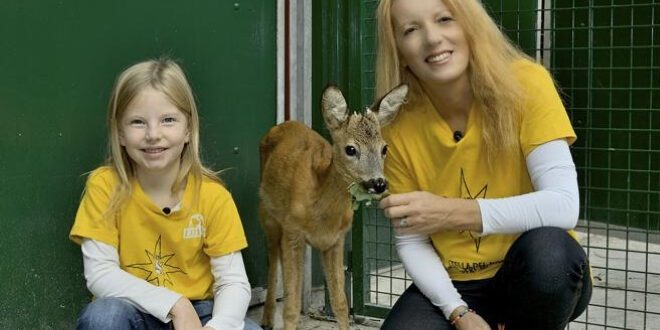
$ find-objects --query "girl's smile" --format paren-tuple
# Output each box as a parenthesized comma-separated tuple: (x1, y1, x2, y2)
(119, 87, 190, 177)
(143, 148, 166, 154)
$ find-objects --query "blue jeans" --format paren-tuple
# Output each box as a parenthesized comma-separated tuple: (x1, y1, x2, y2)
(381, 227, 592, 330)
(77, 297, 262, 330)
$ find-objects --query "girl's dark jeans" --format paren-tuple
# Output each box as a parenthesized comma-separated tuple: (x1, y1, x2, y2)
(381, 227, 592, 330)
(76, 298, 262, 330)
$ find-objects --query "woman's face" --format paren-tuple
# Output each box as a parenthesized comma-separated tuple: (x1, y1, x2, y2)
(391, 0, 470, 87)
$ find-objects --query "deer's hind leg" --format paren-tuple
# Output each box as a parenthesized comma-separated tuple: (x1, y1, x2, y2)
(321, 237, 350, 330)
(260, 205, 282, 330)
(281, 229, 306, 330)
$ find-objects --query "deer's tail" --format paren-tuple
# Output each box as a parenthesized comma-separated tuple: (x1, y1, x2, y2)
(259, 125, 282, 179)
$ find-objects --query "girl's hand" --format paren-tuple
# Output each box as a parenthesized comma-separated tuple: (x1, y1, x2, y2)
(454, 312, 491, 330)
(379, 191, 483, 235)
(170, 297, 203, 330)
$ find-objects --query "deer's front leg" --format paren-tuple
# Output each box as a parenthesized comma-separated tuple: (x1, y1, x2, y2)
(281, 230, 305, 330)
(322, 237, 350, 330)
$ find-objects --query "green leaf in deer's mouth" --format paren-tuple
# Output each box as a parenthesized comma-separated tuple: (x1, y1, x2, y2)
(347, 182, 389, 211)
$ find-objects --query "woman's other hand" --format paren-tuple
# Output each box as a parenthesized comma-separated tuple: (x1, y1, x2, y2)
(455, 312, 491, 330)
(379, 191, 483, 235)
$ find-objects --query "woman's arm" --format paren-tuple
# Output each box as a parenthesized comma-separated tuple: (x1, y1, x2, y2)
(381, 139, 578, 235)
(81, 239, 183, 322)
(203, 252, 252, 330)
(395, 234, 466, 318)
(478, 139, 579, 235)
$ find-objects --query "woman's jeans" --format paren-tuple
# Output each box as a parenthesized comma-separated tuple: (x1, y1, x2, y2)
(381, 227, 592, 330)
(77, 297, 262, 330)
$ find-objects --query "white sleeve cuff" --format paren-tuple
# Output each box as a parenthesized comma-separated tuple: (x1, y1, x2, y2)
(395, 234, 466, 319)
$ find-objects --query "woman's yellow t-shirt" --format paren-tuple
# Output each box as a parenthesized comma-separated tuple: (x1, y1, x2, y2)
(383, 60, 576, 281)
(70, 167, 248, 299)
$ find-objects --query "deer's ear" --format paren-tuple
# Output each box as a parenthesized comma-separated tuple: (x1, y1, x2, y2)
(374, 84, 408, 127)
(321, 85, 348, 130)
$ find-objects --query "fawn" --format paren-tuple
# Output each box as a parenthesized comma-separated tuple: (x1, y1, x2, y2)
(258, 84, 408, 330)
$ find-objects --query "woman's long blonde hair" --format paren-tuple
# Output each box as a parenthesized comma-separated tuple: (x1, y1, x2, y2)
(376, 0, 531, 159)
(104, 57, 221, 218)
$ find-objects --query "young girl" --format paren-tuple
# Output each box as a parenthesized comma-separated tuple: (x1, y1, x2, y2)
(375, 0, 592, 329)
(70, 58, 261, 330)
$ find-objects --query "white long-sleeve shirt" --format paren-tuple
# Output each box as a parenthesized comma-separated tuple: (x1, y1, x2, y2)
(395, 139, 579, 318)
(81, 239, 251, 329)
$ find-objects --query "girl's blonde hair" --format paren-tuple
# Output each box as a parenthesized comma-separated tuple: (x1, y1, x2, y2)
(376, 0, 531, 159)
(104, 57, 221, 218)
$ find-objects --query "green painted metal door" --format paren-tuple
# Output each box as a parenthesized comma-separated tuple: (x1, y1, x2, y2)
(0, 1, 275, 327)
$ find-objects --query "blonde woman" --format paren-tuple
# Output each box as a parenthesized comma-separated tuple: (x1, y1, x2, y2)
(70, 58, 261, 330)
(376, 0, 592, 329)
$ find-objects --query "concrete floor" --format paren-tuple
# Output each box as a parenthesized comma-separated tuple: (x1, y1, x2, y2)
(247, 226, 660, 329)
(569, 227, 660, 329)
(246, 288, 382, 330)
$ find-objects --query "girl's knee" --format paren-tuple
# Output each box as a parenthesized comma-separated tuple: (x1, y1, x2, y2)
(77, 297, 136, 330)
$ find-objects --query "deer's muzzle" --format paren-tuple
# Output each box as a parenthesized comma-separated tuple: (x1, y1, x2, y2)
(362, 178, 388, 194)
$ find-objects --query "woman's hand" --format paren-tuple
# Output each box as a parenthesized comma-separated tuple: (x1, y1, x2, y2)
(170, 297, 203, 330)
(379, 191, 483, 235)
(454, 312, 491, 330)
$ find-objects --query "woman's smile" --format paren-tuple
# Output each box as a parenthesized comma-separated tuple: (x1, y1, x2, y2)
(426, 50, 452, 64)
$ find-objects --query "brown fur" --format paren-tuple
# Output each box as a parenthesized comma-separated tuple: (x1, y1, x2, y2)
(259, 85, 407, 330)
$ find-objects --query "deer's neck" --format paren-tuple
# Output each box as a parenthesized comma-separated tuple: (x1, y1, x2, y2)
(317, 157, 352, 205)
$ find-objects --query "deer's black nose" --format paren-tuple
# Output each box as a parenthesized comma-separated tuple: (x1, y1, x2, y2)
(362, 178, 388, 194)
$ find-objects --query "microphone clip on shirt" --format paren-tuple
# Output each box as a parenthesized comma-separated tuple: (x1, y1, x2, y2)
(453, 130, 463, 142)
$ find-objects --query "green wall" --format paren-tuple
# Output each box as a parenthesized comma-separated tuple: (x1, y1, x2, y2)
(0, 1, 275, 327)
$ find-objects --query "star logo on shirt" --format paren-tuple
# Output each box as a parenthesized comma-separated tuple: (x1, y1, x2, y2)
(126, 235, 186, 287)
(458, 169, 487, 253)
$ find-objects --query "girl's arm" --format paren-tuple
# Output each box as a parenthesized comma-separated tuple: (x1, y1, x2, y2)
(81, 239, 183, 322)
(204, 252, 252, 330)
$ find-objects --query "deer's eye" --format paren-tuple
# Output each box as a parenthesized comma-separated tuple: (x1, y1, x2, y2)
(381, 145, 388, 157)
(345, 145, 357, 157)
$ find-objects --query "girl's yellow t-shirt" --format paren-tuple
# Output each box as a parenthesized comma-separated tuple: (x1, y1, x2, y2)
(383, 60, 577, 281)
(70, 167, 248, 299)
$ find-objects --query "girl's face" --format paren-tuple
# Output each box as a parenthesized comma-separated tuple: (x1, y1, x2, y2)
(119, 87, 190, 177)
(391, 0, 470, 87)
